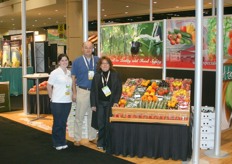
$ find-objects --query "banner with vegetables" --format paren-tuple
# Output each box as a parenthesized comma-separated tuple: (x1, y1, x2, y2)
(166, 18, 198, 69)
(100, 21, 163, 67)
(166, 16, 232, 70)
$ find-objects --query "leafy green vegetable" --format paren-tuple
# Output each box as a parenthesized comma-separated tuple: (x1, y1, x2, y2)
(225, 81, 232, 111)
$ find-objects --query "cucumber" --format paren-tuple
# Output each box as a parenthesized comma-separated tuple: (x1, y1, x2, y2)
(174, 29, 192, 38)
(155, 101, 160, 109)
(153, 101, 158, 109)
(180, 39, 185, 44)
(158, 101, 163, 109)
(138, 100, 142, 108)
(145, 101, 149, 109)
(181, 37, 192, 45)
(162, 101, 167, 109)
(150, 101, 155, 109)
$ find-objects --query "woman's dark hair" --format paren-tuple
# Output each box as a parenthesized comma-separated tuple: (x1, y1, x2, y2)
(57, 54, 69, 62)
(97, 56, 115, 72)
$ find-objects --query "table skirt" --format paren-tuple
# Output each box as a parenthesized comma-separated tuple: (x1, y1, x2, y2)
(110, 122, 192, 161)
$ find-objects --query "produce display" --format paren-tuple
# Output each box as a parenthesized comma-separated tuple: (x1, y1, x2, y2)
(28, 81, 48, 93)
(111, 77, 192, 126)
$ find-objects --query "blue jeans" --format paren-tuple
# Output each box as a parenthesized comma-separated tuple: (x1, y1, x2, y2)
(97, 100, 111, 152)
(50, 102, 71, 147)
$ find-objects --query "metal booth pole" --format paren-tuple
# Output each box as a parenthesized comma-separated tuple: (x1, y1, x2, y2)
(21, 0, 28, 114)
(97, 0, 101, 57)
(192, 0, 204, 163)
(204, 0, 229, 159)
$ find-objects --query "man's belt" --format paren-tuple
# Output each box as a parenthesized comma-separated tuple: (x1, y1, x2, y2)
(78, 86, 91, 91)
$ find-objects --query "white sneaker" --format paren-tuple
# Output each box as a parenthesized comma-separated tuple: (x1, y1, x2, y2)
(62, 145, 68, 149)
(55, 146, 63, 150)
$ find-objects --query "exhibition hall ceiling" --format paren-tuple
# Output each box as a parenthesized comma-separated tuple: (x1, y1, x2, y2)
(0, 0, 232, 30)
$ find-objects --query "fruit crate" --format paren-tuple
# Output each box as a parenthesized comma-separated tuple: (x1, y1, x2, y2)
(110, 107, 190, 126)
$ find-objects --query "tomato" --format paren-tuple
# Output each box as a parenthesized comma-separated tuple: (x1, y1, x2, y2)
(230, 39, 232, 47)
(228, 45, 232, 56)
(167, 34, 172, 40)
(180, 26, 187, 32)
(229, 30, 232, 39)
(170, 39, 176, 45)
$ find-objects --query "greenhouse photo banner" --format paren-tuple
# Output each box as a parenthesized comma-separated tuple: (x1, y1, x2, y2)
(101, 21, 163, 68)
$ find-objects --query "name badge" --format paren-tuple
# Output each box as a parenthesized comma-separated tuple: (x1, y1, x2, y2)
(88, 71, 94, 80)
(65, 84, 71, 95)
(102, 86, 111, 97)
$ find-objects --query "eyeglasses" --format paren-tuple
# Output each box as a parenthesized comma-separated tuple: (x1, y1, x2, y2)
(101, 62, 109, 65)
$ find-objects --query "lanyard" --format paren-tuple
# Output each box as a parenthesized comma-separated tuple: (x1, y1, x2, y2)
(101, 71, 110, 86)
(83, 55, 94, 70)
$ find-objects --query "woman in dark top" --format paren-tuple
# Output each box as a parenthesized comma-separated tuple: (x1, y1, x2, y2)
(90, 56, 122, 154)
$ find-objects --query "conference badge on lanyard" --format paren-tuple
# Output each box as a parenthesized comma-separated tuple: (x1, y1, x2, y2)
(101, 71, 111, 97)
(88, 71, 94, 80)
(65, 84, 71, 95)
(102, 86, 111, 97)
(83, 56, 95, 80)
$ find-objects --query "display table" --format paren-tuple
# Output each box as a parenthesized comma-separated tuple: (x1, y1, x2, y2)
(24, 73, 49, 120)
(110, 122, 192, 161)
(0, 67, 34, 96)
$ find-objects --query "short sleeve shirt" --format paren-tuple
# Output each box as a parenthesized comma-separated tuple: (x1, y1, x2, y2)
(48, 67, 72, 103)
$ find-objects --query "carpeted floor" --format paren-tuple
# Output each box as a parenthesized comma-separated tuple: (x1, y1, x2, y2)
(0, 116, 134, 164)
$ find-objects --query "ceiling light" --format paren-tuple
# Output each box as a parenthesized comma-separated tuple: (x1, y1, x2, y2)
(55, 10, 58, 12)
(102, 9, 105, 12)
(153, 1, 157, 4)
(48, 18, 51, 20)
(12, 24, 15, 26)
(176, 6, 179, 8)
(38, 13, 41, 15)
(125, 12, 128, 14)
(35, 20, 37, 22)
(11, 18, 14, 21)
(104, 15, 107, 17)
(126, 6, 129, 8)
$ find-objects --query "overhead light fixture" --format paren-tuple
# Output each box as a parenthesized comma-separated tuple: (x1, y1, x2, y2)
(125, 12, 128, 14)
(102, 9, 105, 11)
(153, 1, 157, 4)
(126, 6, 129, 8)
